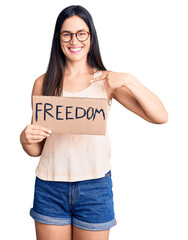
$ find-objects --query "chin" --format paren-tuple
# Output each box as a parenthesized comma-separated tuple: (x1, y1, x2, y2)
(66, 54, 88, 62)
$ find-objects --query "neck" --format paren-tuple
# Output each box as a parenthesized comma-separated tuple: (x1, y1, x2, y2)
(64, 58, 94, 76)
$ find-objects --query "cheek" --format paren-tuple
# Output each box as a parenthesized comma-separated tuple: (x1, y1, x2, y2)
(85, 40, 91, 52)
(60, 43, 68, 54)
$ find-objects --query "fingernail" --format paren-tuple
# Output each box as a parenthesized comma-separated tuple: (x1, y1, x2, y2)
(90, 79, 93, 83)
(47, 134, 50, 137)
(49, 130, 52, 133)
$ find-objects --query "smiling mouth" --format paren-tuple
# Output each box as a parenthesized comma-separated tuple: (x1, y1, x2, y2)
(68, 47, 83, 54)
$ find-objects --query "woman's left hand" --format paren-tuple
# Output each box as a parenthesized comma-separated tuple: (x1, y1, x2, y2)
(90, 70, 128, 96)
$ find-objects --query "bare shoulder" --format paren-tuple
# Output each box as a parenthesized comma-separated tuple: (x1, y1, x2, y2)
(31, 73, 46, 112)
(32, 73, 46, 96)
(30, 73, 47, 140)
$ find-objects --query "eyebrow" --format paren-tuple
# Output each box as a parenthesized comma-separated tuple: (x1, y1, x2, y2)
(61, 29, 88, 33)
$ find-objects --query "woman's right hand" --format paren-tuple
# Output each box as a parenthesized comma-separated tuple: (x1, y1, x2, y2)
(20, 124, 52, 145)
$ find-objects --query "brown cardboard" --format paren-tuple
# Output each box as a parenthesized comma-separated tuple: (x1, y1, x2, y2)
(32, 96, 108, 135)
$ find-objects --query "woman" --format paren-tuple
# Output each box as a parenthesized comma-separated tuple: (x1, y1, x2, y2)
(20, 5, 168, 240)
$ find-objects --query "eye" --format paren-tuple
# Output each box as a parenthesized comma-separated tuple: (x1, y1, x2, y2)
(78, 31, 87, 36)
(62, 33, 71, 37)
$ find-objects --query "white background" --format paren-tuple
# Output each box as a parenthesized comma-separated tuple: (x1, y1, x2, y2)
(1, 0, 188, 239)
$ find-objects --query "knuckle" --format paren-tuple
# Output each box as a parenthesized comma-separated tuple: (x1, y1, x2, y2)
(25, 135, 30, 142)
(25, 128, 30, 134)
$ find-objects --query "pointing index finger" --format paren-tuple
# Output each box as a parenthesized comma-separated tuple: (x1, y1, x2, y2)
(90, 72, 108, 83)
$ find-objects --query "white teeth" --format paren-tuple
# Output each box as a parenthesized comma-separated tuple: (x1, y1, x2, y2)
(69, 47, 82, 52)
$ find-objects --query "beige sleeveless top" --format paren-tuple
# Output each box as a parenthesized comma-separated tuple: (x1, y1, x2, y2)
(35, 69, 112, 182)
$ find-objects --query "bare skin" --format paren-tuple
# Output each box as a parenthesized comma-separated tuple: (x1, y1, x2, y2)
(20, 15, 112, 240)
(35, 222, 110, 240)
(21, 12, 168, 240)
(34, 222, 72, 240)
(72, 225, 110, 240)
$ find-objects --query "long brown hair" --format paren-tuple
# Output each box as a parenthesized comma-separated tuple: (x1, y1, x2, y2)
(43, 5, 106, 96)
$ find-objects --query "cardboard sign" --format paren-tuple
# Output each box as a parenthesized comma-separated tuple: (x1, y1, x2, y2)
(32, 96, 108, 135)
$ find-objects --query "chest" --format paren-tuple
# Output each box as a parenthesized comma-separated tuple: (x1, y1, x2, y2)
(62, 74, 94, 92)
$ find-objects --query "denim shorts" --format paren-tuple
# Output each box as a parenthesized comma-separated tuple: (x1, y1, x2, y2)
(29, 170, 117, 231)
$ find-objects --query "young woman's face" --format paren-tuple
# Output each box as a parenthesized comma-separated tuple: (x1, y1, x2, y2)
(60, 15, 91, 62)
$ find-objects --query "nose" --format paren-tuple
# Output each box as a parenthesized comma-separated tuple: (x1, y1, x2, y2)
(70, 33, 79, 45)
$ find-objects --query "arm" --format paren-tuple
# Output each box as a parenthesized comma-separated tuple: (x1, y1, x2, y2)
(92, 71, 168, 124)
(112, 73, 168, 124)
(20, 74, 51, 157)
(20, 123, 47, 157)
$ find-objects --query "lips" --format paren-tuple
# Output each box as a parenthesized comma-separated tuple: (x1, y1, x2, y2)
(68, 47, 83, 54)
